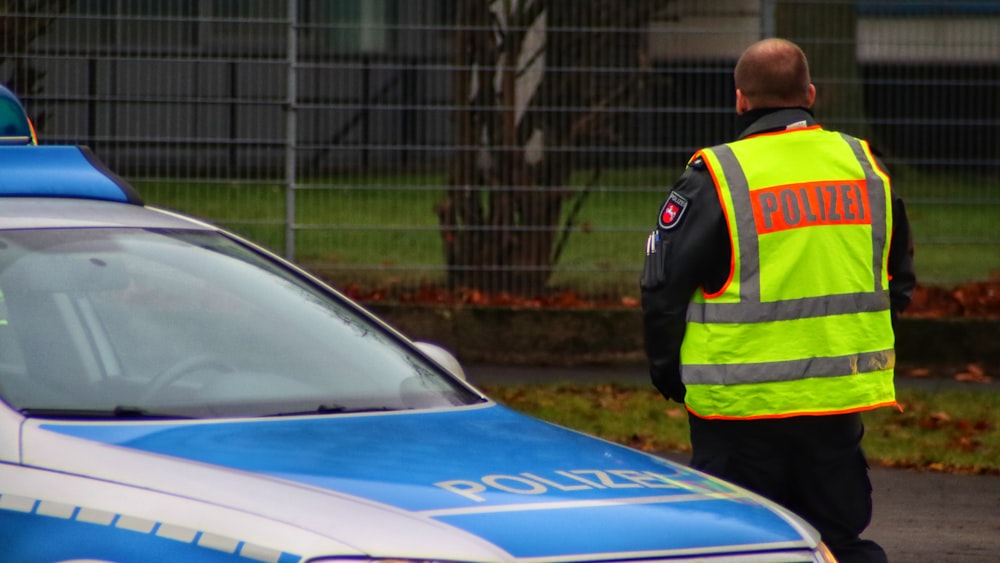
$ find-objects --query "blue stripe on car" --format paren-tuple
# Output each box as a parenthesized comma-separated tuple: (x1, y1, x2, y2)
(0, 492, 300, 563)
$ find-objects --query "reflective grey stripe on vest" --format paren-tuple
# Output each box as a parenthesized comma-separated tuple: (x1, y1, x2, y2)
(691, 138, 891, 325)
(840, 133, 889, 292)
(687, 291, 890, 323)
(709, 145, 762, 302)
(683, 348, 895, 385)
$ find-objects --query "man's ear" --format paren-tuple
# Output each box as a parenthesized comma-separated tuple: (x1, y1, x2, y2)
(735, 89, 749, 115)
(806, 84, 816, 108)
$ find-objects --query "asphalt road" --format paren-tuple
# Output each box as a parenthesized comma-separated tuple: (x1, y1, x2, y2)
(465, 363, 1000, 563)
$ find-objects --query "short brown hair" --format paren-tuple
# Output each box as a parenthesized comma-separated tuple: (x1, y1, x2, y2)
(734, 38, 811, 108)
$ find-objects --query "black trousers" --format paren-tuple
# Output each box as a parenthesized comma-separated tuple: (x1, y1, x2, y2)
(688, 412, 888, 563)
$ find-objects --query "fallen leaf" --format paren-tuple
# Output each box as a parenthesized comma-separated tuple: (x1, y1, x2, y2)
(953, 436, 980, 452)
(955, 367, 992, 383)
(931, 411, 952, 422)
(919, 411, 951, 429)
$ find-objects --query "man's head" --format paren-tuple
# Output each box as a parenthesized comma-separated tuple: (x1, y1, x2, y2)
(734, 38, 815, 114)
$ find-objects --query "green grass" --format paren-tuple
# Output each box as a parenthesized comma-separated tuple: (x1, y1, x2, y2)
(134, 166, 1000, 294)
(890, 167, 1000, 284)
(863, 388, 1000, 473)
(481, 383, 1000, 475)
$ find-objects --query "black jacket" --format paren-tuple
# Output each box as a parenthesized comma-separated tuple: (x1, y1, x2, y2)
(640, 107, 917, 403)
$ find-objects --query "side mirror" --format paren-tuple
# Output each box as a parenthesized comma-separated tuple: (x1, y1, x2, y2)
(414, 341, 466, 381)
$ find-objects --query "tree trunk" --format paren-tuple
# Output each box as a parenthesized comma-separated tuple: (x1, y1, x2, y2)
(439, 0, 660, 296)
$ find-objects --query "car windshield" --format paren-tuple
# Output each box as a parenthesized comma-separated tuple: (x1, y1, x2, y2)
(0, 227, 482, 418)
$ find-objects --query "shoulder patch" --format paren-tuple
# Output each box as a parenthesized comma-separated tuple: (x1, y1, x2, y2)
(658, 192, 688, 230)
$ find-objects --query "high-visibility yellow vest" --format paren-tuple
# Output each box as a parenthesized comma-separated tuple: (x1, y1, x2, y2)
(682, 125, 898, 419)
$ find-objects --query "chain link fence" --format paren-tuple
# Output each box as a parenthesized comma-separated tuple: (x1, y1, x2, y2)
(3, 0, 998, 298)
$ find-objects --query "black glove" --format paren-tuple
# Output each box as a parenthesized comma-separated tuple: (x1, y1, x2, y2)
(651, 366, 686, 404)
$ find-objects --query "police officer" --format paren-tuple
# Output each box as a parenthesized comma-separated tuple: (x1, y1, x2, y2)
(640, 38, 915, 563)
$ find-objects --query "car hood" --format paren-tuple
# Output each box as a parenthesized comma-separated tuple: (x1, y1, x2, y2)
(26, 403, 816, 560)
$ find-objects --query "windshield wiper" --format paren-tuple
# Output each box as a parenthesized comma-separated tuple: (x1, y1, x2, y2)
(264, 404, 397, 417)
(20, 406, 193, 419)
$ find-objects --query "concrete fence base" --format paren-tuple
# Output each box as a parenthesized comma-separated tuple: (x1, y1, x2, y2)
(366, 304, 1000, 367)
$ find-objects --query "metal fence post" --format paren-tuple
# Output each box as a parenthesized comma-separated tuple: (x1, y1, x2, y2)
(284, 0, 298, 260)
(760, 0, 776, 39)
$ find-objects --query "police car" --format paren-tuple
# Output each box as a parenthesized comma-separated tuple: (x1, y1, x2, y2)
(0, 141, 838, 561)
